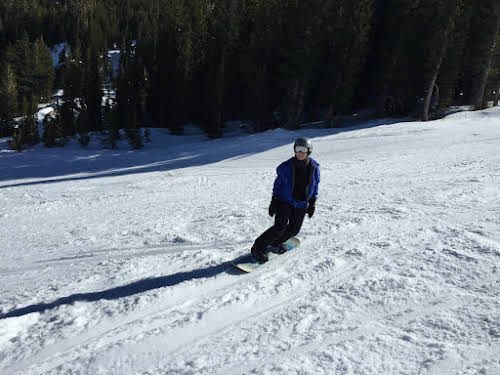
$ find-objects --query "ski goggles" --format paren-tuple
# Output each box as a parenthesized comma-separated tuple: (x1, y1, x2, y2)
(294, 145, 309, 154)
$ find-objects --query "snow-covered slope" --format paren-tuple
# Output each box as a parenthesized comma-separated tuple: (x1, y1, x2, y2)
(1, 108, 499, 374)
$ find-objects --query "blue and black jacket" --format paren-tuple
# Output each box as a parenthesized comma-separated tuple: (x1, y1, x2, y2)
(272, 157, 320, 209)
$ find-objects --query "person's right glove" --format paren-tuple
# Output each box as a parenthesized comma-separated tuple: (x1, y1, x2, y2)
(306, 198, 316, 218)
(268, 196, 280, 217)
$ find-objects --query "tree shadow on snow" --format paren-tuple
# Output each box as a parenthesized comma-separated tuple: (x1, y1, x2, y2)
(0, 258, 247, 320)
(0, 117, 411, 189)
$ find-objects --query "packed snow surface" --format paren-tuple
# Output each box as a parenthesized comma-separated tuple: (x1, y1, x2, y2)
(1, 108, 499, 374)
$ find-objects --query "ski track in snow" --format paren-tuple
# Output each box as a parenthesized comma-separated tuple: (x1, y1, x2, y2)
(1, 108, 500, 374)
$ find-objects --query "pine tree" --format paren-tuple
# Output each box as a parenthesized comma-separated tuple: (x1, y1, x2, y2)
(125, 126, 144, 149)
(321, 0, 375, 126)
(4, 0, 500, 128)
(490, 33, 500, 106)
(77, 109, 90, 148)
(5, 32, 34, 111)
(60, 101, 76, 137)
(102, 99, 119, 149)
(8, 124, 25, 152)
(420, 0, 462, 121)
(22, 98, 40, 146)
(42, 111, 65, 147)
(148, 0, 209, 132)
(83, 48, 103, 131)
(275, 0, 312, 129)
(204, 0, 246, 136)
(369, 0, 423, 116)
(114, 38, 130, 132)
(61, 42, 83, 137)
(0, 63, 18, 137)
(82, 20, 103, 132)
(243, 0, 283, 131)
(173, 0, 209, 131)
(9, 97, 39, 150)
(115, 37, 144, 149)
(464, 0, 500, 109)
(32, 37, 55, 103)
(144, 127, 152, 143)
(436, 0, 473, 112)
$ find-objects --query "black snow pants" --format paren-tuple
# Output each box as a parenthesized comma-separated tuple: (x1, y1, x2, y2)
(253, 201, 306, 251)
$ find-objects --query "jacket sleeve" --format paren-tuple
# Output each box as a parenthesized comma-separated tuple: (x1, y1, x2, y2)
(312, 166, 320, 199)
(272, 163, 286, 197)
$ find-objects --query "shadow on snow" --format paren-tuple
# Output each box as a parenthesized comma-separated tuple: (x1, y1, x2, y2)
(0, 118, 410, 189)
(0, 258, 248, 320)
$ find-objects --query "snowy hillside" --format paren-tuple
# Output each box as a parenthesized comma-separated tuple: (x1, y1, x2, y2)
(1, 108, 500, 374)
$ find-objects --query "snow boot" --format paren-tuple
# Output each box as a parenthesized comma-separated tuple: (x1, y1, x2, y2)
(251, 244, 268, 263)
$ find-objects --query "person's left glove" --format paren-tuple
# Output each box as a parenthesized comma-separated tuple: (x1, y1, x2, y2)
(268, 196, 280, 217)
(306, 198, 316, 218)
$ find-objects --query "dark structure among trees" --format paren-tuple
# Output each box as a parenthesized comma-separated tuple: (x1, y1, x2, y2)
(1, 0, 499, 149)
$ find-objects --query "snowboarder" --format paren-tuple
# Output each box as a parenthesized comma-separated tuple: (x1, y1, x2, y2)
(251, 137, 320, 263)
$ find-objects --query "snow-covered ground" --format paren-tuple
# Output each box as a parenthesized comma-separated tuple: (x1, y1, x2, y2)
(1, 108, 499, 374)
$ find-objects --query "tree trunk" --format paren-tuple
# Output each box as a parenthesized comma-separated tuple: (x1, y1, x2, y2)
(423, 68, 444, 121)
(327, 75, 343, 127)
(326, 104, 335, 128)
(494, 84, 500, 106)
(471, 13, 499, 110)
(473, 57, 494, 109)
(422, 3, 458, 121)
(284, 79, 306, 130)
(215, 49, 225, 137)
(295, 85, 306, 127)
(376, 54, 400, 116)
(255, 45, 272, 132)
(284, 80, 298, 129)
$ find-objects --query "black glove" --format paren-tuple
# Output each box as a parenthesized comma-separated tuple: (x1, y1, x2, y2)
(306, 198, 316, 218)
(268, 196, 279, 217)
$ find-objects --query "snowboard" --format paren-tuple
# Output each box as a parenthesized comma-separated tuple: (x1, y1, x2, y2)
(233, 237, 301, 273)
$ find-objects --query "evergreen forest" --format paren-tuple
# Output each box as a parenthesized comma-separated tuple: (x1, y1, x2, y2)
(1, 0, 499, 150)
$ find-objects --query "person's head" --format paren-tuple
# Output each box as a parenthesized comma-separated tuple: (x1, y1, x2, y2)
(294, 137, 312, 160)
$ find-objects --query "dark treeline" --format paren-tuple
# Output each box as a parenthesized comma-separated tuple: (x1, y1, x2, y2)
(1, 0, 499, 149)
